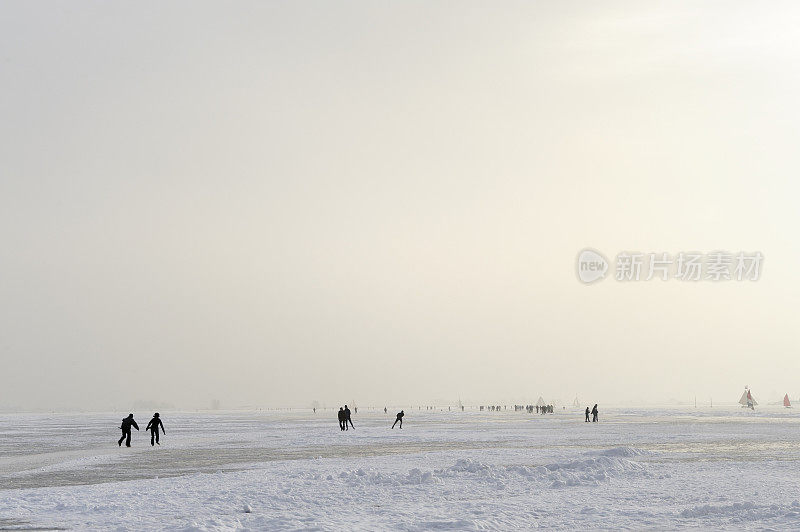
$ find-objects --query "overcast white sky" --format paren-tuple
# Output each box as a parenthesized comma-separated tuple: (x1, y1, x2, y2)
(2, 1, 800, 411)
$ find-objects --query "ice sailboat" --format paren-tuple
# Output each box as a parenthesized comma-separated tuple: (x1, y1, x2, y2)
(573, 396, 580, 408)
(784, 394, 792, 408)
(536, 396, 547, 408)
(738, 387, 757, 410)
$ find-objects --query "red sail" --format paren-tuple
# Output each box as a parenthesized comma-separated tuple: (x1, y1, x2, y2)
(784, 394, 791, 407)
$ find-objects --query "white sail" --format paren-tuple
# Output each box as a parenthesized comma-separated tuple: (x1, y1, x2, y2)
(738, 390, 749, 406)
(739, 387, 757, 408)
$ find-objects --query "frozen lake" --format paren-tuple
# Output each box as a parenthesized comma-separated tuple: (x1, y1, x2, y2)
(2, 406, 800, 530)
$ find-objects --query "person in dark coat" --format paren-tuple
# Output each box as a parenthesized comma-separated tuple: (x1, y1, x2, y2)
(585, 407, 590, 422)
(392, 410, 404, 429)
(344, 405, 354, 430)
(118, 414, 139, 447)
(145, 413, 165, 446)
(337, 407, 345, 431)
(591, 404, 599, 422)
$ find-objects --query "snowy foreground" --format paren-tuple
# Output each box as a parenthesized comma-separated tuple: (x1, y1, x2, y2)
(2, 407, 800, 530)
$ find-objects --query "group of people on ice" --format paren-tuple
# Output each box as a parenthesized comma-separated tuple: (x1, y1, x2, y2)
(336, 407, 405, 430)
(337, 405, 355, 430)
(117, 413, 165, 447)
(493, 404, 556, 413)
(329, 404, 603, 431)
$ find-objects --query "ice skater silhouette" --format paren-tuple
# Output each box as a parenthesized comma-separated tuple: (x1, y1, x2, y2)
(392, 410, 404, 429)
(344, 405, 354, 430)
(118, 414, 139, 447)
(145, 413, 165, 446)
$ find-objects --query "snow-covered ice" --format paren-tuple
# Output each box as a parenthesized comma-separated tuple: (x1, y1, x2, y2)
(2, 407, 800, 530)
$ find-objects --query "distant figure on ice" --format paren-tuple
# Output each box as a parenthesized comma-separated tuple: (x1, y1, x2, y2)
(384, 407, 387, 414)
(585, 407, 590, 422)
(118, 414, 139, 447)
(591, 404, 598, 422)
(392, 410, 404, 429)
(338, 407, 345, 431)
(344, 405, 354, 430)
(145, 413, 165, 446)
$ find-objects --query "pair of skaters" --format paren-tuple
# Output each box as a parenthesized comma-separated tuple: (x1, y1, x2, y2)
(584, 404, 599, 422)
(337, 405, 354, 430)
(118, 413, 165, 447)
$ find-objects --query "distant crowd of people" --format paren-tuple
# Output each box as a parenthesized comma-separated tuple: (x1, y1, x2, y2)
(482, 403, 595, 418)
(117, 413, 165, 447)
(505, 404, 558, 413)
(324, 402, 601, 432)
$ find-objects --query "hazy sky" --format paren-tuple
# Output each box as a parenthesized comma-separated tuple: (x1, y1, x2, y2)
(2, 2, 800, 411)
